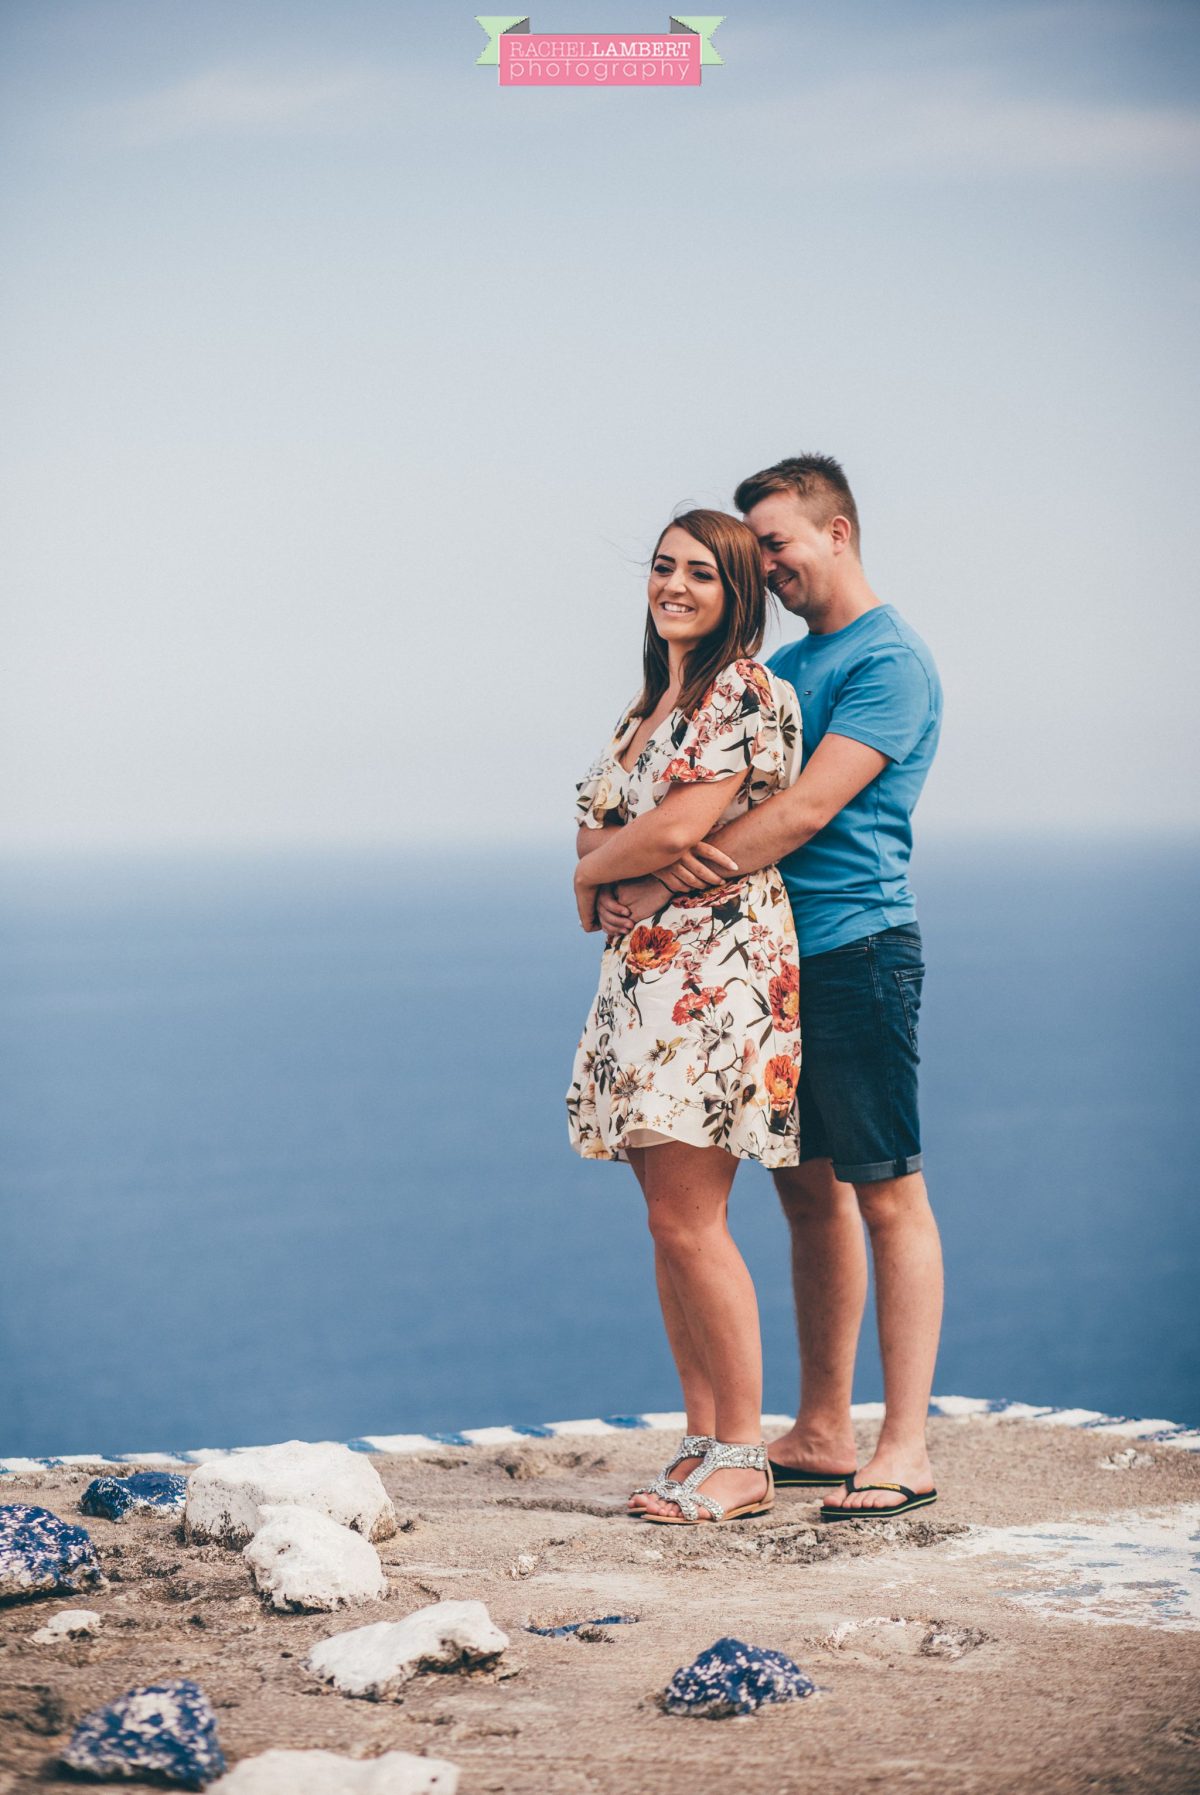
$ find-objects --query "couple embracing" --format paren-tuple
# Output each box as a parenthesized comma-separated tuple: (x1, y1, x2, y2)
(566, 455, 945, 1528)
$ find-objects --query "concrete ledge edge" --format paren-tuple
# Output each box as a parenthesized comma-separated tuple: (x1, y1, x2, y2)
(3, 1395, 1198, 1475)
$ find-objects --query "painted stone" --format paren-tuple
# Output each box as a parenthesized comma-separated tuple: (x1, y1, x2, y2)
(185, 1441, 395, 1547)
(525, 1613, 637, 1636)
(32, 1607, 103, 1643)
(0, 1503, 103, 1603)
(59, 1678, 226, 1786)
(82, 1471, 189, 1522)
(662, 1635, 815, 1717)
(243, 1505, 388, 1611)
(208, 1748, 459, 1793)
(306, 1600, 509, 1700)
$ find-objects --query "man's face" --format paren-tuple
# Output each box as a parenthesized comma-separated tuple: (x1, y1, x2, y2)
(743, 492, 840, 623)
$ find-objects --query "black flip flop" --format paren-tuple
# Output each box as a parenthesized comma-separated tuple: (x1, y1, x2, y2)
(819, 1475, 938, 1521)
(767, 1458, 857, 1489)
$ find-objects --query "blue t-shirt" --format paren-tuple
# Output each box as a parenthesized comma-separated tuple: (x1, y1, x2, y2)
(766, 605, 942, 956)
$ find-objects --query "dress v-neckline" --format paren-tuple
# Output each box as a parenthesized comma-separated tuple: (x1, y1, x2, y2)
(614, 705, 678, 777)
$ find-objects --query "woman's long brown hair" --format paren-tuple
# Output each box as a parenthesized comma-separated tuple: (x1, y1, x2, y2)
(631, 508, 770, 723)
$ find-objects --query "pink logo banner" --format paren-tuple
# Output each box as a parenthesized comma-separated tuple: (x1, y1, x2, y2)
(499, 34, 701, 84)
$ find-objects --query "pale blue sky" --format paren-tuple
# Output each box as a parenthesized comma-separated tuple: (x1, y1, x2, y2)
(2, 0, 1198, 852)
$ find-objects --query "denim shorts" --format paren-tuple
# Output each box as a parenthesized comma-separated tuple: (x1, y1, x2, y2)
(795, 921, 925, 1185)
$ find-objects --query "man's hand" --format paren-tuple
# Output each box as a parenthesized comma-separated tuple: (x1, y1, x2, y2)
(596, 885, 633, 938)
(596, 877, 659, 939)
(574, 862, 601, 932)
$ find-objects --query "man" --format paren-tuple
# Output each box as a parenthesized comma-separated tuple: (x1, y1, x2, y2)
(598, 454, 944, 1516)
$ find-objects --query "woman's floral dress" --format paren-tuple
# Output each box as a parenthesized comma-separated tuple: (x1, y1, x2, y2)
(566, 658, 804, 1169)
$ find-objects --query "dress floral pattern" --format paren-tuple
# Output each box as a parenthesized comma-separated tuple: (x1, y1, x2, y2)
(566, 658, 805, 1169)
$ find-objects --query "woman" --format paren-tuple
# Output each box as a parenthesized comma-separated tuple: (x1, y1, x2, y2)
(566, 508, 803, 1526)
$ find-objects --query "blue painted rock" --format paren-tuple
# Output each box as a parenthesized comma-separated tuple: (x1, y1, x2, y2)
(662, 1635, 816, 1717)
(0, 1503, 103, 1603)
(60, 1678, 226, 1787)
(82, 1471, 189, 1522)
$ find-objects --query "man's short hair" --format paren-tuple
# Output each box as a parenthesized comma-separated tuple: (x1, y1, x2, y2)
(734, 454, 861, 555)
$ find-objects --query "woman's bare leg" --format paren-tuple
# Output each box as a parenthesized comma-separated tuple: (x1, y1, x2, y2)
(624, 1145, 716, 1511)
(634, 1139, 770, 1520)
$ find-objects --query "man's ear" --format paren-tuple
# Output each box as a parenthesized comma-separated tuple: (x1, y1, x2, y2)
(829, 515, 853, 551)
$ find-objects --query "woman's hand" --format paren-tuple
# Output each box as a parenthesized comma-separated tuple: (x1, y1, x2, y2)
(656, 837, 740, 892)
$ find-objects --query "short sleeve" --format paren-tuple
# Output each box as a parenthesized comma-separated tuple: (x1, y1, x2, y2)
(659, 659, 788, 789)
(574, 695, 638, 830)
(828, 645, 935, 763)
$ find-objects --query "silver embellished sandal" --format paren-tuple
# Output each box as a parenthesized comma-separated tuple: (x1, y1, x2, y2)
(627, 1433, 715, 1511)
(639, 1438, 774, 1526)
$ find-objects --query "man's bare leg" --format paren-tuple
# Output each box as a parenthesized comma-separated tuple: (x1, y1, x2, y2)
(623, 1147, 715, 1512)
(767, 1158, 866, 1476)
(822, 1170, 943, 1511)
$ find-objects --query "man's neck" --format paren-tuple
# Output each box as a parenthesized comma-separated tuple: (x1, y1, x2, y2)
(807, 571, 883, 637)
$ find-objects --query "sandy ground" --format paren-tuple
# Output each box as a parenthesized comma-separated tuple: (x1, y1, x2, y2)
(2, 1414, 1199, 1794)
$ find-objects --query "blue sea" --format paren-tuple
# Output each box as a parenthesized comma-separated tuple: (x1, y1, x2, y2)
(1, 839, 1197, 1460)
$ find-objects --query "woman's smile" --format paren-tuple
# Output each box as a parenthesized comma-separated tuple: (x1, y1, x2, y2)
(647, 524, 728, 643)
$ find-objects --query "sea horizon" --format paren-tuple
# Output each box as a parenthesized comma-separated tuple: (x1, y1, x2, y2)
(2, 833, 1197, 1460)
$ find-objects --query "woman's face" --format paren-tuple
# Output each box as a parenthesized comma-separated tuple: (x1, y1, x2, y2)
(647, 526, 726, 647)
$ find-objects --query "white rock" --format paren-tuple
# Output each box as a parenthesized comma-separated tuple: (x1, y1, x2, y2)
(1100, 1447, 1154, 1470)
(510, 1553, 536, 1578)
(31, 1608, 103, 1643)
(824, 1615, 923, 1658)
(306, 1600, 509, 1700)
(208, 1748, 459, 1793)
(185, 1441, 396, 1546)
(243, 1506, 388, 1612)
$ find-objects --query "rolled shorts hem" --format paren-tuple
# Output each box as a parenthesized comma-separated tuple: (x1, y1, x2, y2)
(830, 1152, 924, 1185)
